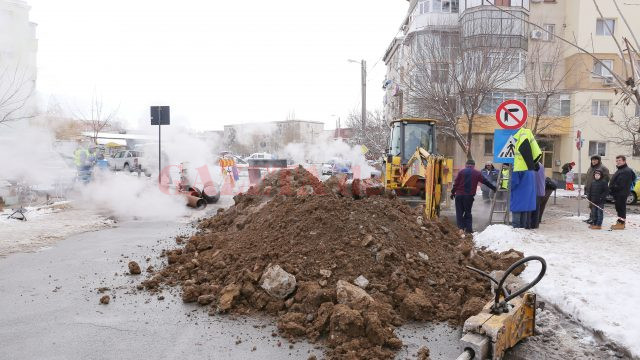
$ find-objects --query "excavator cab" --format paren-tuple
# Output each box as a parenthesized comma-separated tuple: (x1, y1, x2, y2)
(388, 118, 436, 164)
(383, 118, 446, 219)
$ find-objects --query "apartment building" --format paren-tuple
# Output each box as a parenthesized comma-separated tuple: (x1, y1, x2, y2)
(0, 0, 38, 120)
(383, 0, 640, 176)
(223, 120, 325, 156)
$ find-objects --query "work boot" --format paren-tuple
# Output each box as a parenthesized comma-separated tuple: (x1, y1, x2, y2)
(589, 225, 601, 230)
(610, 222, 625, 230)
(583, 218, 593, 224)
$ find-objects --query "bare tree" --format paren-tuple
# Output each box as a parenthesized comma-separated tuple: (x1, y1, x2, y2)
(404, 30, 523, 160)
(345, 109, 389, 159)
(74, 93, 118, 144)
(486, 0, 640, 109)
(0, 64, 35, 126)
(606, 106, 640, 156)
(525, 39, 576, 135)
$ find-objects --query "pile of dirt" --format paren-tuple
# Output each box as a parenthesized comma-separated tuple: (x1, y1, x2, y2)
(246, 165, 328, 197)
(142, 170, 523, 359)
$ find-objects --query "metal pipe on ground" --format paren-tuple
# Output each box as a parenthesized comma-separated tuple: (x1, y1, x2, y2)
(185, 194, 207, 209)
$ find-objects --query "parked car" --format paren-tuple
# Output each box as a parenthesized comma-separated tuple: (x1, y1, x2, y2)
(321, 158, 352, 177)
(244, 152, 273, 162)
(108, 150, 147, 173)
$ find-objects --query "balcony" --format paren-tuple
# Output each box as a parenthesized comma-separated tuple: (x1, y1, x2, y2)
(459, 1, 529, 50)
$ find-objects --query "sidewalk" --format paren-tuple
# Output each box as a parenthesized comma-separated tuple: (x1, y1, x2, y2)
(474, 212, 640, 357)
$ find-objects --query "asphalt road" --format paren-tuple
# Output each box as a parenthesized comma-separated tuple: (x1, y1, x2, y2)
(1, 194, 631, 360)
(0, 198, 465, 360)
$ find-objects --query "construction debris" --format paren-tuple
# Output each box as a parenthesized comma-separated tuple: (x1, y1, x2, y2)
(128, 261, 141, 275)
(99, 295, 110, 305)
(141, 168, 523, 359)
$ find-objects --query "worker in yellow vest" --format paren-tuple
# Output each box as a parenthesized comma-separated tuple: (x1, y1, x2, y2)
(500, 164, 510, 190)
(510, 127, 542, 228)
(513, 128, 542, 172)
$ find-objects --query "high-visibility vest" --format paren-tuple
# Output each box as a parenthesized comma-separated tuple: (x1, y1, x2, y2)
(501, 169, 509, 189)
(513, 128, 541, 172)
(74, 148, 89, 167)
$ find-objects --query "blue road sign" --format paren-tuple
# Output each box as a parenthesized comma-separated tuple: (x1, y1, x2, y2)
(493, 129, 518, 164)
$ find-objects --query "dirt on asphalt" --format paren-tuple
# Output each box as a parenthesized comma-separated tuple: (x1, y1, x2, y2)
(140, 168, 525, 359)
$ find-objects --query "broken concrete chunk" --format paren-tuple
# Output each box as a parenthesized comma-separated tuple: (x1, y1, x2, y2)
(99, 295, 110, 304)
(260, 265, 297, 299)
(353, 275, 369, 289)
(336, 280, 373, 306)
(418, 252, 429, 262)
(319, 269, 332, 278)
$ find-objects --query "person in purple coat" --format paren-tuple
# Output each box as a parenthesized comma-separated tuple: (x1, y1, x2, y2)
(451, 159, 497, 233)
(530, 162, 545, 228)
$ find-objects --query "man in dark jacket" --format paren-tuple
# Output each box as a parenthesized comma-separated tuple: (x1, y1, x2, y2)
(584, 155, 610, 224)
(480, 162, 499, 201)
(608, 155, 637, 230)
(587, 169, 609, 230)
(451, 159, 497, 233)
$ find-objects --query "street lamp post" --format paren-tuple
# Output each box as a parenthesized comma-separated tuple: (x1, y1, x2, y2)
(348, 59, 367, 131)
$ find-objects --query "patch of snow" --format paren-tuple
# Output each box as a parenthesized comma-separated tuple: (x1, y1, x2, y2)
(474, 215, 640, 356)
(0, 203, 114, 257)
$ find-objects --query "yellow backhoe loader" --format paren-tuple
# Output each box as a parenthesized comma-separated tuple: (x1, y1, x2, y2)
(382, 118, 452, 219)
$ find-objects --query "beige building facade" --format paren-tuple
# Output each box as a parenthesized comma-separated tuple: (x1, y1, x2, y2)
(384, 0, 640, 176)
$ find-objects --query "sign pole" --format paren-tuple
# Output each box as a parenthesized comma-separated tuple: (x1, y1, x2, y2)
(158, 121, 161, 184)
(150, 106, 170, 184)
(577, 130, 582, 216)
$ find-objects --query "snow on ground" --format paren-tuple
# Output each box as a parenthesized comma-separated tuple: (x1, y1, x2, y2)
(0, 202, 114, 257)
(474, 215, 640, 357)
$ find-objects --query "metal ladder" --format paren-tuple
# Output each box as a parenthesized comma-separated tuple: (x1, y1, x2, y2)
(488, 165, 512, 225)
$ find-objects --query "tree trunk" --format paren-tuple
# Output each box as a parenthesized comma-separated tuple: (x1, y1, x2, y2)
(466, 115, 474, 161)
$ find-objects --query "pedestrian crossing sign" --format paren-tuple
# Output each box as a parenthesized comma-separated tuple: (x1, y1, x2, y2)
(493, 129, 518, 164)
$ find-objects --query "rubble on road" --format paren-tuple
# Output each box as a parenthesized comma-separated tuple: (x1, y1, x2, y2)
(141, 168, 523, 359)
(128, 261, 141, 275)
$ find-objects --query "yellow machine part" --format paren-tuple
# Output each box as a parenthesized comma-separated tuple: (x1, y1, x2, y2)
(461, 293, 537, 360)
(384, 148, 446, 220)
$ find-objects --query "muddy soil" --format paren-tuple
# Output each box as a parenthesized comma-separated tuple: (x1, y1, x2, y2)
(141, 169, 524, 359)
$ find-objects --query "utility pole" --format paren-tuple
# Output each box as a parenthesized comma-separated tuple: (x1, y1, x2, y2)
(348, 59, 367, 131)
(360, 59, 367, 131)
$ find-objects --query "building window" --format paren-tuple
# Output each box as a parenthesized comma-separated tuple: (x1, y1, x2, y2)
(596, 19, 615, 36)
(560, 96, 571, 116)
(418, 0, 459, 14)
(484, 137, 493, 156)
(592, 100, 610, 117)
(430, 63, 449, 83)
(543, 24, 555, 41)
(589, 141, 607, 157)
(419, 0, 431, 14)
(542, 62, 553, 80)
(593, 59, 613, 78)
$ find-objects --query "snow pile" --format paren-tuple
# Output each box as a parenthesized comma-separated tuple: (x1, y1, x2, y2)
(474, 216, 640, 357)
(0, 203, 113, 256)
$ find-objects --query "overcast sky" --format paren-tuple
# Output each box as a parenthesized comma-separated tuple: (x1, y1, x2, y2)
(28, 0, 407, 131)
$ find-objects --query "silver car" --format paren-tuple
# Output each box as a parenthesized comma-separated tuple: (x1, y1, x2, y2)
(108, 150, 145, 172)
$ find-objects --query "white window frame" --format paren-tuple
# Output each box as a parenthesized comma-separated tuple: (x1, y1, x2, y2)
(596, 18, 615, 36)
(543, 24, 555, 41)
(591, 100, 610, 117)
(593, 59, 613, 79)
(588, 141, 607, 157)
(419, 0, 431, 14)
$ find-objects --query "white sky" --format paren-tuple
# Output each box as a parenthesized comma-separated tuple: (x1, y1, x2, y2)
(28, 0, 407, 131)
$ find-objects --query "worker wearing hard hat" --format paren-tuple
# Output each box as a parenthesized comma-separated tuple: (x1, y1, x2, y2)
(510, 128, 542, 229)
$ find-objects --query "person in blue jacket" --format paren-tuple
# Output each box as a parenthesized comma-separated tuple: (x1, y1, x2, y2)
(451, 159, 497, 233)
